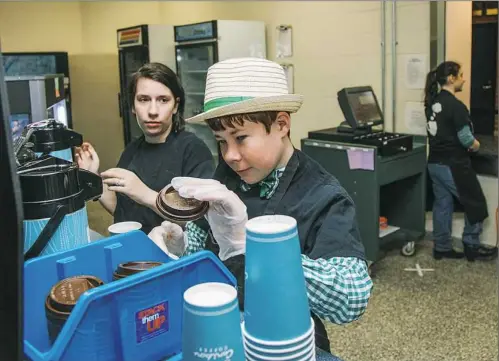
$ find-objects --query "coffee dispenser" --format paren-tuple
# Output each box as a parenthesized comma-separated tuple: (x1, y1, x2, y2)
(18, 156, 102, 260)
(28, 119, 82, 162)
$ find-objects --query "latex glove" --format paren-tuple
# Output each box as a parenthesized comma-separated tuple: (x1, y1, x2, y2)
(147, 221, 187, 260)
(171, 177, 247, 261)
(101, 168, 157, 207)
(75, 142, 100, 174)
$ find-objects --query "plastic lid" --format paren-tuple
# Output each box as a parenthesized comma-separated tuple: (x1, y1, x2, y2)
(115, 261, 163, 277)
(45, 275, 104, 316)
(156, 184, 209, 222)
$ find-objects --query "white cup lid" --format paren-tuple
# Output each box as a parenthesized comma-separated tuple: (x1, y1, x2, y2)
(184, 282, 237, 308)
(108, 221, 142, 234)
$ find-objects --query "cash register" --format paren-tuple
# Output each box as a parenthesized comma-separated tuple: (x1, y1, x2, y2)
(308, 86, 414, 157)
(302, 85, 427, 262)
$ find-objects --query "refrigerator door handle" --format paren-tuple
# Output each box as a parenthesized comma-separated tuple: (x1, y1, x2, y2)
(118, 92, 122, 118)
(175, 39, 217, 46)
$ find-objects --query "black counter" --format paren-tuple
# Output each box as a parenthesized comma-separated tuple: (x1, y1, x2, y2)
(472, 135, 498, 177)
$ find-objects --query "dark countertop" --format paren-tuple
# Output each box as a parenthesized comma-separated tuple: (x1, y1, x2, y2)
(472, 135, 498, 177)
(475, 134, 498, 158)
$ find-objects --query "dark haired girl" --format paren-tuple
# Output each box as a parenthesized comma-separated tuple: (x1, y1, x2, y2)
(76, 62, 214, 234)
(424, 61, 497, 261)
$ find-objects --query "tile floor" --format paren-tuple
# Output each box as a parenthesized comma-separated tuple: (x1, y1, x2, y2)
(326, 241, 498, 361)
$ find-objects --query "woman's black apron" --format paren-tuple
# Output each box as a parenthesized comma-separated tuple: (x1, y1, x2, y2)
(206, 152, 332, 352)
(426, 92, 489, 225)
(449, 156, 488, 224)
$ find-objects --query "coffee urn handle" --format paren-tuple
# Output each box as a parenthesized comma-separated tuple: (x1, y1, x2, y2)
(78, 169, 104, 202)
(24, 205, 68, 261)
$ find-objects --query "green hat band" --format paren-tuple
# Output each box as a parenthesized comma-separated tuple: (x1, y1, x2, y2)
(203, 96, 255, 112)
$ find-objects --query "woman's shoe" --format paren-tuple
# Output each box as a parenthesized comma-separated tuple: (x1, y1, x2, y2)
(433, 249, 465, 260)
(463, 244, 498, 262)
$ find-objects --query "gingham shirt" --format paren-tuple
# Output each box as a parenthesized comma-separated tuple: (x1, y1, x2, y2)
(181, 168, 373, 324)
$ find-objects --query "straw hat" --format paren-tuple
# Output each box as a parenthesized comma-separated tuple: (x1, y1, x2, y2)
(185, 58, 304, 123)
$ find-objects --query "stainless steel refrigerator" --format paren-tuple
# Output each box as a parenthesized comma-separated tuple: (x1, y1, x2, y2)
(175, 20, 266, 162)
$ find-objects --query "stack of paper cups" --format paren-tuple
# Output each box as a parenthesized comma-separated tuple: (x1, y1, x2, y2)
(243, 215, 315, 360)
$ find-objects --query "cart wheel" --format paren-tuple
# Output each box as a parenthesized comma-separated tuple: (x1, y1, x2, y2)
(401, 241, 416, 257)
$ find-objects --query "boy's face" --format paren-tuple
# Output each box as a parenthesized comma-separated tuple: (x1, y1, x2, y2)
(214, 112, 291, 185)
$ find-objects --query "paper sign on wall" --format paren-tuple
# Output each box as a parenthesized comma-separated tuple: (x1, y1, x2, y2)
(402, 54, 428, 89)
(404, 101, 427, 135)
(276, 25, 293, 58)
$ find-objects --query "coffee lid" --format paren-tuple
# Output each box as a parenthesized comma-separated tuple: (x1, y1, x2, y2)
(115, 261, 163, 277)
(156, 184, 209, 222)
(46, 275, 104, 315)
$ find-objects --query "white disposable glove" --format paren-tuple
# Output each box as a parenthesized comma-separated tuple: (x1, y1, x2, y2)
(147, 221, 187, 260)
(171, 177, 247, 261)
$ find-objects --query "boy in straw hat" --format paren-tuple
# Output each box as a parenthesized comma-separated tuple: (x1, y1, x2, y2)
(148, 58, 373, 352)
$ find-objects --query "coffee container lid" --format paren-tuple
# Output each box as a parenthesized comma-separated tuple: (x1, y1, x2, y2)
(115, 261, 163, 277)
(17, 156, 103, 219)
(45, 275, 104, 316)
(156, 185, 209, 223)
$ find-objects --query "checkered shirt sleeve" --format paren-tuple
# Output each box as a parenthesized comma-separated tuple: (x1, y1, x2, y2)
(184, 221, 209, 255)
(301, 255, 373, 324)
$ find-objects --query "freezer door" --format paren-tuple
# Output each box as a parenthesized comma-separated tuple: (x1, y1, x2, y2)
(176, 42, 219, 161)
(118, 46, 149, 145)
(175, 42, 217, 119)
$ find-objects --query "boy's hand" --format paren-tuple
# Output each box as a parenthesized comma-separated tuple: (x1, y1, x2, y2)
(171, 177, 247, 261)
(148, 221, 186, 259)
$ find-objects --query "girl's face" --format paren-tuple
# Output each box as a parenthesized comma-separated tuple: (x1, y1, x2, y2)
(133, 77, 179, 140)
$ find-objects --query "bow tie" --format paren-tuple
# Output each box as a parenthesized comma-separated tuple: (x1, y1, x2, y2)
(240, 168, 285, 199)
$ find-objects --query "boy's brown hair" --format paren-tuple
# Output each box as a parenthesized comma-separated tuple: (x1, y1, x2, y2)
(205, 111, 289, 134)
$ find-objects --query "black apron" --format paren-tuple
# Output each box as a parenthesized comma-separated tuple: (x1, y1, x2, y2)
(211, 152, 332, 352)
(449, 157, 488, 224)
(427, 93, 489, 225)
(449, 119, 488, 225)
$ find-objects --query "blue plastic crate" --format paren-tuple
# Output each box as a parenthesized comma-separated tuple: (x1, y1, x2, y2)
(24, 230, 236, 361)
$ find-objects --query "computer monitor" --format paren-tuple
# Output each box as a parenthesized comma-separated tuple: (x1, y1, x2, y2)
(0, 45, 24, 361)
(337, 86, 384, 129)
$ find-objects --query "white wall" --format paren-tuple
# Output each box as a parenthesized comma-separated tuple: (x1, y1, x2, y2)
(445, 1, 472, 107)
(0, 1, 432, 165)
